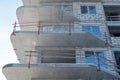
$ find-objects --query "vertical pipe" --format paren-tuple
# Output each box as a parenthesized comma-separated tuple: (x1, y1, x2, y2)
(69, 22, 71, 35)
(28, 51, 32, 69)
(12, 21, 17, 36)
(97, 53, 101, 71)
(38, 21, 40, 35)
(104, 32, 108, 45)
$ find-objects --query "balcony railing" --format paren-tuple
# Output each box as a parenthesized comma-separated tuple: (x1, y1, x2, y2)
(11, 50, 117, 72)
(111, 37, 120, 46)
(12, 22, 110, 46)
(102, 0, 120, 1)
(107, 16, 120, 21)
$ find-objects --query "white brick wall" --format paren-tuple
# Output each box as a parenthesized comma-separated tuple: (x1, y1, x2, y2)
(73, 2, 105, 21)
(73, 2, 110, 41)
(72, 1, 118, 73)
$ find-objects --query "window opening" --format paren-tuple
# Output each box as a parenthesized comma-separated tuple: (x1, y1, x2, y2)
(63, 5, 73, 13)
(82, 26, 101, 38)
(81, 6, 96, 14)
(85, 51, 106, 68)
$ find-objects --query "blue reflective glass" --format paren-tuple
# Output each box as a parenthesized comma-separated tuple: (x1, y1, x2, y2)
(81, 6, 96, 14)
(81, 6, 88, 14)
(82, 26, 90, 31)
(89, 6, 96, 14)
(85, 52, 107, 68)
(97, 52, 107, 68)
(82, 26, 101, 38)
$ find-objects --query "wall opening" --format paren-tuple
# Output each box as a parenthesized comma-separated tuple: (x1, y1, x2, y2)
(39, 50, 76, 63)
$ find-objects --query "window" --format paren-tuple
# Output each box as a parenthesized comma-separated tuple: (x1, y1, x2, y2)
(43, 26, 53, 32)
(85, 51, 95, 64)
(63, 5, 73, 13)
(85, 51, 106, 68)
(81, 6, 88, 14)
(53, 25, 69, 33)
(81, 6, 96, 14)
(43, 25, 69, 33)
(82, 26, 101, 38)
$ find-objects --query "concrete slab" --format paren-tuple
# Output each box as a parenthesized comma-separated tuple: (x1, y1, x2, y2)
(3, 63, 120, 80)
(10, 31, 109, 63)
(22, 0, 101, 5)
(17, 6, 80, 25)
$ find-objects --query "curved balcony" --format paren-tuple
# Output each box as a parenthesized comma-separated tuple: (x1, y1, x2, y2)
(22, 0, 101, 5)
(11, 31, 108, 63)
(3, 63, 120, 80)
(11, 31, 108, 48)
(102, 0, 120, 6)
(17, 6, 79, 25)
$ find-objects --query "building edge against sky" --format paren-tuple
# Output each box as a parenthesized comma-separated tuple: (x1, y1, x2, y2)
(0, 1, 22, 80)
(2, 0, 120, 80)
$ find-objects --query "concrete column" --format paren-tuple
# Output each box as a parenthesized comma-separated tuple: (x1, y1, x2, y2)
(76, 48, 85, 63)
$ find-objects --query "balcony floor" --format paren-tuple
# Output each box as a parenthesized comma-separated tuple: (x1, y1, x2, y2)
(11, 31, 109, 63)
(3, 63, 120, 80)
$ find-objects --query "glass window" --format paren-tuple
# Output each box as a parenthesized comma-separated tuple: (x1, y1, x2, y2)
(85, 51, 107, 68)
(63, 5, 73, 13)
(85, 51, 95, 64)
(81, 6, 88, 14)
(82, 26, 101, 38)
(81, 6, 96, 14)
(89, 6, 96, 14)
(43, 26, 53, 32)
(54, 26, 69, 33)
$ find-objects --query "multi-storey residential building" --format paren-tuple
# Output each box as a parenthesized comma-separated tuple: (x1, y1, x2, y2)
(2, 0, 120, 80)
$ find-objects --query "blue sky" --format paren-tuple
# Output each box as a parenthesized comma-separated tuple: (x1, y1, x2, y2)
(0, 1, 22, 80)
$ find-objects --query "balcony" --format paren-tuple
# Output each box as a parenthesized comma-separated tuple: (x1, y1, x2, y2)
(102, 0, 120, 6)
(3, 53, 120, 80)
(104, 6, 120, 26)
(22, 0, 101, 5)
(3, 64, 119, 80)
(11, 31, 107, 62)
(11, 22, 110, 63)
(107, 16, 120, 26)
(108, 25, 120, 46)
(17, 6, 79, 29)
(111, 37, 120, 46)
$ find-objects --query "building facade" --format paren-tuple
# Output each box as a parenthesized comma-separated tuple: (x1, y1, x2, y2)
(2, 0, 120, 80)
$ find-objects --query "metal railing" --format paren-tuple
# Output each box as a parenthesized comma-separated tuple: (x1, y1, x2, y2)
(103, 0, 120, 1)
(111, 37, 120, 46)
(24, 50, 119, 72)
(12, 21, 110, 46)
(107, 16, 120, 21)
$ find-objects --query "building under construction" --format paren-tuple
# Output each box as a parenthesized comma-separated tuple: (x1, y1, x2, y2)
(2, 0, 120, 80)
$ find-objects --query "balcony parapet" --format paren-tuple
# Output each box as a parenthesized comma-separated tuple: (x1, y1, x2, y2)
(102, 0, 120, 6)
(107, 21, 120, 26)
(17, 6, 79, 26)
(11, 31, 108, 48)
(111, 37, 120, 46)
(102, 0, 120, 2)
(22, 0, 101, 5)
(11, 30, 106, 62)
(3, 63, 120, 80)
